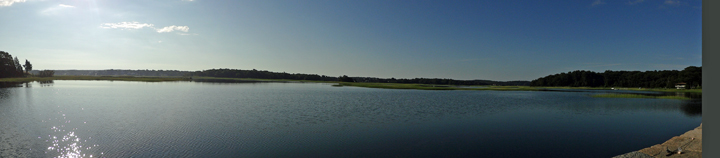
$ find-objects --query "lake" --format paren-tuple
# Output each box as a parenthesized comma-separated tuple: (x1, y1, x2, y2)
(0, 81, 701, 158)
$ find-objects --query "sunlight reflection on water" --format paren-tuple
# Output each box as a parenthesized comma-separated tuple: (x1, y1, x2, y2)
(0, 81, 701, 158)
(41, 104, 99, 158)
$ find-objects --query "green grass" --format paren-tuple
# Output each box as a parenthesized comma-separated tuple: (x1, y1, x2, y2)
(338, 82, 543, 91)
(0, 76, 191, 82)
(625, 88, 702, 93)
(2, 76, 702, 95)
(591, 93, 691, 100)
(531, 86, 701, 94)
(339, 82, 460, 90)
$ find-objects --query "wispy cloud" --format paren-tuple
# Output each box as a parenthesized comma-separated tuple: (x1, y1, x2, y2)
(591, 0, 606, 6)
(0, 0, 26, 7)
(101, 22, 191, 34)
(40, 4, 77, 15)
(58, 4, 74, 8)
(627, 0, 645, 5)
(101, 22, 155, 30)
(156, 25, 189, 33)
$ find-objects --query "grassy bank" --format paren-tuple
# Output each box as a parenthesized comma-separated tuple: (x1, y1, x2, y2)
(532, 86, 701, 93)
(338, 82, 460, 90)
(625, 88, 702, 93)
(338, 82, 702, 95)
(0, 76, 191, 82)
(338, 82, 542, 91)
(591, 93, 691, 100)
(0, 76, 702, 95)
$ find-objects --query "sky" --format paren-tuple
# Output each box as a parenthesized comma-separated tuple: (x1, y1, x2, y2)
(0, 0, 702, 81)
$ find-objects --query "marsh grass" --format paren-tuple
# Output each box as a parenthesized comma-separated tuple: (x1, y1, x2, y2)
(338, 82, 543, 91)
(339, 82, 459, 90)
(2, 76, 702, 95)
(591, 93, 691, 100)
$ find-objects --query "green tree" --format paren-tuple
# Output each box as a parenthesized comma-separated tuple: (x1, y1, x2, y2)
(0, 51, 23, 78)
(339, 75, 354, 82)
(24, 59, 32, 74)
(14, 57, 23, 75)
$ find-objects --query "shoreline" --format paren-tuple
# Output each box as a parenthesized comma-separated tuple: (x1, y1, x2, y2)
(0, 76, 190, 82)
(0, 76, 702, 95)
(614, 124, 702, 158)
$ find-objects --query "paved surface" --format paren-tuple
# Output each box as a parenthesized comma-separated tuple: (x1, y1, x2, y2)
(614, 124, 702, 158)
(613, 151, 655, 158)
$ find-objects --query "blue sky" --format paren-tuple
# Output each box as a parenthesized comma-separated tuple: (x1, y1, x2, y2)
(0, 0, 702, 81)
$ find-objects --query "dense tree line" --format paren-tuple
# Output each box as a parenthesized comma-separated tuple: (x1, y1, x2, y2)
(0, 51, 31, 78)
(38, 70, 55, 77)
(193, 68, 530, 86)
(351, 77, 529, 86)
(192, 69, 339, 81)
(339, 75, 354, 82)
(44, 69, 191, 77)
(530, 66, 701, 88)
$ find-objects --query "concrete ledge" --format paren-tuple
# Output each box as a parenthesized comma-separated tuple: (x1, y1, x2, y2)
(615, 124, 702, 158)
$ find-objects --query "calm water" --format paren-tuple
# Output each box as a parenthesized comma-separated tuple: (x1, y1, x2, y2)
(0, 81, 701, 158)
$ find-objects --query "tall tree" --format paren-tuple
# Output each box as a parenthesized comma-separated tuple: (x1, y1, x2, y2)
(14, 57, 23, 75)
(0, 51, 20, 78)
(24, 59, 32, 73)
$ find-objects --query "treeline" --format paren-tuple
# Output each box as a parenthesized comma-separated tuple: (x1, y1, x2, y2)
(351, 77, 529, 86)
(43, 69, 191, 77)
(192, 68, 530, 86)
(0, 51, 32, 78)
(530, 66, 701, 88)
(192, 68, 339, 81)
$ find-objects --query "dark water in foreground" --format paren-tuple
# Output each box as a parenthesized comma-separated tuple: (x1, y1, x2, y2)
(0, 81, 701, 158)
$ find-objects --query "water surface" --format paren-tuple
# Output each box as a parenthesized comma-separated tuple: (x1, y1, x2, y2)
(0, 81, 701, 157)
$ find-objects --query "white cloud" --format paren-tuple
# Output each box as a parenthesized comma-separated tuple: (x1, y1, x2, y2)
(101, 22, 191, 34)
(0, 0, 25, 7)
(40, 4, 77, 15)
(591, 0, 605, 6)
(156, 25, 189, 33)
(101, 22, 155, 29)
(182, 0, 195, 1)
(58, 4, 74, 8)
